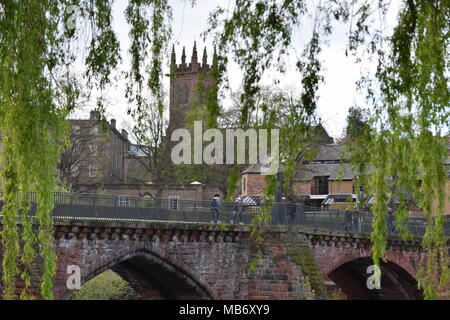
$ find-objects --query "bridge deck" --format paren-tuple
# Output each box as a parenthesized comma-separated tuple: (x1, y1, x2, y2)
(0, 191, 449, 237)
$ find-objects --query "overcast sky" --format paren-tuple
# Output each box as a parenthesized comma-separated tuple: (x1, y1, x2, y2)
(73, 0, 398, 139)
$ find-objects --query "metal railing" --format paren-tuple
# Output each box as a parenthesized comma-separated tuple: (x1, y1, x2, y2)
(0, 191, 449, 237)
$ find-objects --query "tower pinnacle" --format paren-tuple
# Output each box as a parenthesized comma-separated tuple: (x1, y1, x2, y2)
(212, 45, 217, 66)
(171, 44, 176, 65)
(202, 47, 208, 66)
(181, 46, 186, 65)
(191, 41, 198, 63)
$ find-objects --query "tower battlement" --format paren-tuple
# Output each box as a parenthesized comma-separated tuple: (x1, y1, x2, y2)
(168, 42, 218, 135)
(170, 42, 216, 74)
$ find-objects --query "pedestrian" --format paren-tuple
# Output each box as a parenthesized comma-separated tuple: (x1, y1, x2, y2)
(210, 194, 221, 224)
(357, 211, 363, 232)
(344, 210, 352, 231)
(287, 197, 296, 224)
(231, 197, 245, 225)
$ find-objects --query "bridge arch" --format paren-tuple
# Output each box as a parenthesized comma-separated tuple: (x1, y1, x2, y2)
(327, 256, 422, 300)
(65, 249, 215, 300)
(319, 248, 421, 281)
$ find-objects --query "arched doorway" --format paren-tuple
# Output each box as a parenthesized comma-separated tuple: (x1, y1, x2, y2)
(328, 257, 422, 300)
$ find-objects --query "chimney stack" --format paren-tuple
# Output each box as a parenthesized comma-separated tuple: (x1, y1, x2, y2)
(89, 110, 99, 120)
(110, 119, 116, 128)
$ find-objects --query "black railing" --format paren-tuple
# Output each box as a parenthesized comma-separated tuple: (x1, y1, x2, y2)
(0, 191, 449, 238)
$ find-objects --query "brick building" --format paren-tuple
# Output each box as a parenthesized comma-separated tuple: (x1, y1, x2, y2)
(241, 138, 358, 209)
(241, 136, 450, 214)
(61, 111, 130, 188)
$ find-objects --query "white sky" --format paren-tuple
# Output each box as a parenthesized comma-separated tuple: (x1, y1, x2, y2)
(73, 0, 399, 140)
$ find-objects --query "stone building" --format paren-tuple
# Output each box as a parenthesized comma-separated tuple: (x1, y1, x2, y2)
(62, 111, 130, 189)
(62, 42, 222, 201)
(167, 42, 217, 136)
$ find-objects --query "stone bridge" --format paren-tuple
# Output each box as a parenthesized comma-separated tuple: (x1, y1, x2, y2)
(1, 220, 426, 300)
(0, 192, 445, 300)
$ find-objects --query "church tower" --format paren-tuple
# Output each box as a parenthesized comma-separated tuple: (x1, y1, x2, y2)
(168, 42, 217, 135)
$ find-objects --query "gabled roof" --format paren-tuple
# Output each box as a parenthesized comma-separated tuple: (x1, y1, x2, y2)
(241, 143, 354, 179)
(295, 162, 357, 181)
(313, 144, 345, 162)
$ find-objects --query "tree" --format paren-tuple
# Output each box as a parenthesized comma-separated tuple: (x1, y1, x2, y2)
(344, 106, 370, 139)
(126, 95, 176, 198)
(206, 0, 449, 298)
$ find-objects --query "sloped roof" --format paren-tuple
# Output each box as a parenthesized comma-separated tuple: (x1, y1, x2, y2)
(295, 162, 357, 181)
(242, 143, 348, 174)
(243, 161, 357, 180)
(314, 144, 345, 161)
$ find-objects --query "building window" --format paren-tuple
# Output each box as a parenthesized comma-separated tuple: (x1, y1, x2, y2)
(90, 125, 98, 135)
(71, 166, 79, 178)
(88, 164, 97, 178)
(118, 195, 130, 207)
(72, 125, 80, 134)
(312, 176, 329, 195)
(89, 143, 98, 156)
(169, 195, 180, 210)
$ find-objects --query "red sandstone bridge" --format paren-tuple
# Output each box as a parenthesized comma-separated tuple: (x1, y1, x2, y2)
(0, 191, 449, 300)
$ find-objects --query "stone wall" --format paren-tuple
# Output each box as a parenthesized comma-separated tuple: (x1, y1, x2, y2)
(0, 221, 328, 300)
(0, 221, 431, 300)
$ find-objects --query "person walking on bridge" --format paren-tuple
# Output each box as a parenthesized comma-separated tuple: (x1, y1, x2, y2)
(344, 210, 353, 231)
(210, 194, 221, 224)
(287, 197, 297, 224)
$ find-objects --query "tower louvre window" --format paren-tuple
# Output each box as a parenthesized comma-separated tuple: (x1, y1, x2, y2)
(181, 84, 189, 104)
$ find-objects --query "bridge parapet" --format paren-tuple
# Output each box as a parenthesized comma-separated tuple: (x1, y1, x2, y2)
(2, 190, 448, 237)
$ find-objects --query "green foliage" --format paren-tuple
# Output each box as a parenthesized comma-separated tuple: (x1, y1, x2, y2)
(69, 270, 140, 300)
(0, 0, 72, 299)
(345, 106, 370, 138)
(0, 0, 172, 299)
(343, 0, 450, 299)
(207, 0, 449, 299)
